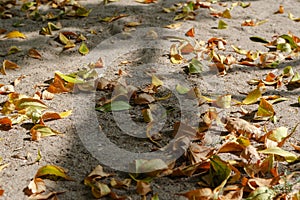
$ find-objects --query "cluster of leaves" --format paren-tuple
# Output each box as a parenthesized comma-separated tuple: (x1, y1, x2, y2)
(1, 0, 91, 20)
(24, 164, 73, 199)
(80, 24, 300, 198)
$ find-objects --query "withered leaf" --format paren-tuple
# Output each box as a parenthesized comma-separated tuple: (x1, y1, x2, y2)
(0, 117, 12, 131)
(30, 124, 62, 141)
(177, 188, 213, 200)
(136, 181, 151, 196)
(47, 74, 74, 94)
(134, 93, 155, 105)
(26, 178, 46, 195)
(1, 60, 20, 75)
(28, 49, 42, 59)
(35, 165, 74, 181)
(225, 117, 262, 138)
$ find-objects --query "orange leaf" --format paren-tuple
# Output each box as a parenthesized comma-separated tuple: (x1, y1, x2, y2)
(185, 27, 195, 37)
(1, 60, 20, 75)
(0, 117, 12, 131)
(47, 74, 73, 93)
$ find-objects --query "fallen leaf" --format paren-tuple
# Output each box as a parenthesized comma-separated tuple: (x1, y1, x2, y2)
(100, 14, 128, 22)
(221, 8, 231, 19)
(26, 178, 46, 195)
(5, 30, 26, 39)
(259, 147, 297, 162)
(136, 181, 151, 195)
(110, 178, 131, 189)
(134, 93, 155, 105)
(1, 60, 20, 75)
(35, 165, 73, 181)
(215, 94, 231, 108)
(242, 86, 262, 105)
(177, 188, 213, 200)
(0, 117, 12, 131)
(288, 12, 300, 22)
(79, 42, 89, 55)
(170, 44, 183, 64)
(16, 98, 47, 111)
(41, 90, 54, 100)
(218, 20, 228, 29)
(86, 165, 113, 180)
(28, 49, 42, 59)
(185, 27, 195, 37)
(30, 124, 62, 141)
(188, 58, 203, 74)
(47, 73, 74, 94)
(246, 186, 275, 200)
(7, 46, 21, 55)
(254, 98, 275, 120)
(180, 43, 194, 54)
(225, 117, 262, 138)
(0, 84, 15, 94)
(208, 155, 231, 187)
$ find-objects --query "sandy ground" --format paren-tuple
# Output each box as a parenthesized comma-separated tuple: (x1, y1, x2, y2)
(0, 0, 300, 199)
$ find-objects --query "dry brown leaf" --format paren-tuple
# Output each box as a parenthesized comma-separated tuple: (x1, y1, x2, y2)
(224, 117, 262, 139)
(188, 143, 214, 164)
(42, 90, 54, 100)
(1, 60, 20, 75)
(134, 93, 155, 105)
(136, 181, 151, 196)
(178, 188, 213, 200)
(27, 178, 46, 195)
(28, 49, 42, 59)
(0, 85, 15, 94)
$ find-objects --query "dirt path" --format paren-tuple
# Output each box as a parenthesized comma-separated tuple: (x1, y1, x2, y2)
(0, 0, 300, 199)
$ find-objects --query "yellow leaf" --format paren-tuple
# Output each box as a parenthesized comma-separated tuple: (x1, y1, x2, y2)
(242, 87, 262, 105)
(5, 30, 26, 39)
(79, 42, 89, 55)
(259, 147, 297, 162)
(59, 110, 72, 118)
(255, 98, 275, 120)
(152, 74, 163, 87)
(35, 164, 74, 181)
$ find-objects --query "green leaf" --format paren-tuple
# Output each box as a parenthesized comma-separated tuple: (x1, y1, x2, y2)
(246, 186, 275, 200)
(249, 36, 269, 43)
(96, 101, 131, 112)
(176, 84, 190, 94)
(242, 87, 261, 105)
(59, 32, 69, 45)
(151, 193, 159, 200)
(218, 20, 228, 29)
(209, 155, 231, 187)
(79, 42, 89, 55)
(30, 124, 62, 141)
(280, 34, 298, 49)
(259, 147, 298, 162)
(268, 127, 288, 142)
(35, 165, 74, 181)
(277, 43, 292, 53)
(55, 71, 84, 84)
(282, 66, 294, 77)
(188, 58, 203, 74)
(231, 45, 248, 55)
(255, 98, 275, 120)
(16, 98, 48, 111)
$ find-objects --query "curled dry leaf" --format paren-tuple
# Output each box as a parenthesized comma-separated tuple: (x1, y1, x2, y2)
(185, 27, 195, 37)
(1, 60, 20, 75)
(178, 188, 213, 200)
(26, 178, 46, 196)
(41, 90, 54, 100)
(136, 181, 151, 196)
(35, 165, 74, 181)
(134, 93, 155, 105)
(28, 49, 42, 59)
(225, 117, 262, 139)
(30, 124, 62, 141)
(0, 84, 15, 94)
